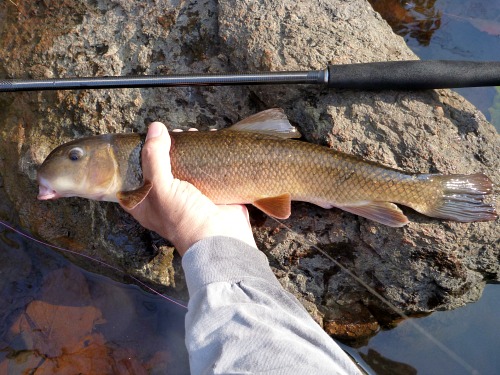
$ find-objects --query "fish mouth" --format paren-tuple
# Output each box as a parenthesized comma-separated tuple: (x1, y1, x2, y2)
(37, 176, 59, 200)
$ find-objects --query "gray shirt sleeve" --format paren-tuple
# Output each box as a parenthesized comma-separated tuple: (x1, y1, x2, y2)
(182, 236, 362, 375)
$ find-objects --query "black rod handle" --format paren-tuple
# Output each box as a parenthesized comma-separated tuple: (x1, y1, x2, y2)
(327, 60, 500, 90)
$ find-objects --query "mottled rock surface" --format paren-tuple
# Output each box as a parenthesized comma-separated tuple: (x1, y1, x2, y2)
(0, 0, 498, 341)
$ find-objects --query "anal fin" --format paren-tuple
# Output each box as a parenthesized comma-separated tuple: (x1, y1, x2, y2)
(117, 180, 153, 209)
(253, 193, 292, 219)
(340, 201, 409, 227)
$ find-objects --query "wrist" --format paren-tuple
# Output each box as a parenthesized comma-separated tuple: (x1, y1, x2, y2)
(166, 208, 219, 256)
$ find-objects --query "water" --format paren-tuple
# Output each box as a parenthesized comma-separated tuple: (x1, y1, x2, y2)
(0, 221, 190, 374)
(344, 285, 500, 374)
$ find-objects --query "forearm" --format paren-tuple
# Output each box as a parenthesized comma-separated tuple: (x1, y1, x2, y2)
(182, 236, 361, 375)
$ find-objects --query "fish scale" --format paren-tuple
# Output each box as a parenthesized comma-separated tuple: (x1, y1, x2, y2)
(171, 130, 438, 209)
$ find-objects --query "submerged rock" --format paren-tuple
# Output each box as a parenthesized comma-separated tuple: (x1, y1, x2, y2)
(0, 0, 498, 341)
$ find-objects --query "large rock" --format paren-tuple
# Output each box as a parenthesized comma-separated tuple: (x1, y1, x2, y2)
(0, 0, 498, 341)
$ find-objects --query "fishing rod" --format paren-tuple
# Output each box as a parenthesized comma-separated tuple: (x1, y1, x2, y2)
(1, 60, 499, 92)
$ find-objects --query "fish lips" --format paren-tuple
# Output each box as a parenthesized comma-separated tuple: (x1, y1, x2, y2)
(37, 176, 60, 200)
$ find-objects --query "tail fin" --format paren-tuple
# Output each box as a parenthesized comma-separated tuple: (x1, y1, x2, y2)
(423, 173, 497, 222)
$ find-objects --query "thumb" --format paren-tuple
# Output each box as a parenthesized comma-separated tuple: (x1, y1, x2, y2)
(141, 122, 173, 184)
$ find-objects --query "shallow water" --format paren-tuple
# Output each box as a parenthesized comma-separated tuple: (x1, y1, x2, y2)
(344, 284, 500, 374)
(0, 221, 190, 374)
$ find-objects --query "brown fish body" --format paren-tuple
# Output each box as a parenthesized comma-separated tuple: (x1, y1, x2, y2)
(169, 131, 423, 207)
(37, 109, 497, 226)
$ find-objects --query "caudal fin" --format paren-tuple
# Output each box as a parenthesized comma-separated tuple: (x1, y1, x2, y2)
(422, 173, 497, 222)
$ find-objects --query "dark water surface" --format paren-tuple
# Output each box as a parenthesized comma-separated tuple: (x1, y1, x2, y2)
(344, 285, 500, 374)
(1, 0, 499, 374)
(0, 220, 190, 374)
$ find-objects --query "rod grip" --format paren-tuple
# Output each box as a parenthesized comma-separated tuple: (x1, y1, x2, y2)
(327, 60, 500, 90)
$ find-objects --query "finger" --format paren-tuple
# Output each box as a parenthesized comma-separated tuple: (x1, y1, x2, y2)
(141, 122, 174, 184)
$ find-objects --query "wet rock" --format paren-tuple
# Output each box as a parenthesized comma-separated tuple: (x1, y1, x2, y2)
(0, 0, 498, 341)
(323, 302, 380, 342)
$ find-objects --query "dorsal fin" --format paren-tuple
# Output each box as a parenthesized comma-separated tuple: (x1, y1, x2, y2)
(228, 109, 301, 139)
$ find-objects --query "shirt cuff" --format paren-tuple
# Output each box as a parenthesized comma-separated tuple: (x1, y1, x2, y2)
(181, 236, 281, 297)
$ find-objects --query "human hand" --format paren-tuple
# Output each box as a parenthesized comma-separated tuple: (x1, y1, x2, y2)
(121, 122, 257, 256)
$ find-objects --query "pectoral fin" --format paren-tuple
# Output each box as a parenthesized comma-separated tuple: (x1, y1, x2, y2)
(253, 193, 292, 219)
(340, 201, 409, 227)
(117, 180, 153, 209)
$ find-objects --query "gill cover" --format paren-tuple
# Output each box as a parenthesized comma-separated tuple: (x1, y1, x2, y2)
(87, 143, 119, 190)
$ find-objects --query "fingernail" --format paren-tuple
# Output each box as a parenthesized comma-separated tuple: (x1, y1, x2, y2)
(146, 122, 164, 140)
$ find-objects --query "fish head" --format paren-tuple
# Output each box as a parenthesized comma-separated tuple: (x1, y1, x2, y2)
(37, 135, 118, 201)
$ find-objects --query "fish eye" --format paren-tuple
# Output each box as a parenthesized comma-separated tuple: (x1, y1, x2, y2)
(68, 147, 84, 161)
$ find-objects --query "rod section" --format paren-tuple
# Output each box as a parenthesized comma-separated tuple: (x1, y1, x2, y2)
(1, 60, 499, 92)
(0, 71, 327, 92)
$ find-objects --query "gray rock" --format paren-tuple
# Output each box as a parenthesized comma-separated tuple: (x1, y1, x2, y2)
(0, 0, 497, 341)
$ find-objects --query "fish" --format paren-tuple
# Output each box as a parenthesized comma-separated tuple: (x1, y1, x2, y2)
(37, 109, 497, 227)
